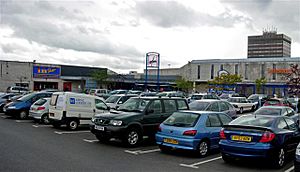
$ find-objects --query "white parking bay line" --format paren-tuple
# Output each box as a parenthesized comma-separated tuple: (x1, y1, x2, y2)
(180, 156, 222, 169)
(1, 115, 10, 118)
(54, 131, 90, 135)
(32, 124, 52, 128)
(15, 120, 33, 123)
(83, 139, 99, 143)
(124, 148, 160, 155)
(285, 166, 294, 172)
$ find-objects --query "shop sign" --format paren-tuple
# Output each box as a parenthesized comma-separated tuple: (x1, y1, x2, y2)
(268, 68, 291, 74)
(33, 65, 61, 78)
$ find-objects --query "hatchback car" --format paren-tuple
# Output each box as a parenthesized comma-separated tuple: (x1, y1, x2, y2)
(3, 92, 52, 119)
(156, 111, 232, 156)
(227, 97, 256, 114)
(189, 100, 236, 119)
(0, 93, 17, 112)
(29, 98, 51, 124)
(263, 98, 294, 109)
(219, 115, 300, 168)
(254, 106, 299, 124)
(105, 94, 138, 109)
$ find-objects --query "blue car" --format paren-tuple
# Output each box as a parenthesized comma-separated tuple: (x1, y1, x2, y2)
(219, 115, 300, 168)
(156, 111, 232, 156)
(3, 92, 52, 119)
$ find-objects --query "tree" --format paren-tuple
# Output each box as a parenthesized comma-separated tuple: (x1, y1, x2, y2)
(208, 74, 242, 93)
(91, 70, 108, 88)
(286, 64, 300, 97)
(175, 78, 193, 93)
(208, 74, 242, 85)
(255, 77, 267, 94)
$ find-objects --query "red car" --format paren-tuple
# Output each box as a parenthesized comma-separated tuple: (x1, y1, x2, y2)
(263, 98, 294, 109)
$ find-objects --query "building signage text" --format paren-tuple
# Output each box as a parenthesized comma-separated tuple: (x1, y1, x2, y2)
(33, 65, 61, 78)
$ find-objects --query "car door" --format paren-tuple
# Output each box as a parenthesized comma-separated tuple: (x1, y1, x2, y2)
(205, 114, 222, 148)
(142, 99, 163, 135)
(162, 99, 177, 119)
(219, 102, 230, 115)
(283, 117, 300, 153)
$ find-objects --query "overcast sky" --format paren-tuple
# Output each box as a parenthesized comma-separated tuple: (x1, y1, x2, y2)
(1, 0, 299, 73)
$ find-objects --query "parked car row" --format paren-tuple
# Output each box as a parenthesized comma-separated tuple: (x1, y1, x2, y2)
(2, 90, 300, 170)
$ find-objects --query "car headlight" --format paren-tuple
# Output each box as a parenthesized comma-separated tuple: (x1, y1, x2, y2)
(296, 145, 300, 156)
(109, 120, 122, 126)
(91, 117, 96, 123)
(8, 106, 16, 109)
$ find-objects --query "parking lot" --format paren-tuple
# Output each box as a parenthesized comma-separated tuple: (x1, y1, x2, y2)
(0, 112, 296, 172)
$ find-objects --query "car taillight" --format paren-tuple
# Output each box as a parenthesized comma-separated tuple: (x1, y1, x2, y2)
(183, 130, 197, 136)
(220, 128, 226, 139)
(37, 106, 45, 110)
(259, 131, 275, 143)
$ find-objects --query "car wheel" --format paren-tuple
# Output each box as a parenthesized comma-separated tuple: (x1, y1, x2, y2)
(197, 140, 209, 157)
(159, 145, 171, 153)
(41, 114, 50, 124)
(222, 153, 233, 163)
(66, 119, 79, 130)
(95, 134, 110, 143)
(19, 111, 28, 119)
(239, 107, 243, 114)
(124, 128, 141, 147)
(272, 148, 285, 168)
(52, 123, 61, 128)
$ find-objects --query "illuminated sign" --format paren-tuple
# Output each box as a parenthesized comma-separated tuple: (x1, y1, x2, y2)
(33, 65, 61, 78)
(268, 68, 291, 74)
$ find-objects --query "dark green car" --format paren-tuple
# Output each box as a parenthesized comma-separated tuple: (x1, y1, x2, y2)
(90, 97, 189, 147)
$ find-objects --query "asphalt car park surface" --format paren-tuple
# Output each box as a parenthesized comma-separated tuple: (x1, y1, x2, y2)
(0, 112, 296, 172)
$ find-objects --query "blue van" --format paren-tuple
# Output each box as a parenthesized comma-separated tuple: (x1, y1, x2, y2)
(4, 92, 52, 119)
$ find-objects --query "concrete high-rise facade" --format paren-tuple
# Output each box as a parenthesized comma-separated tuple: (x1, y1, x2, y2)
(248, 30, 291, 58)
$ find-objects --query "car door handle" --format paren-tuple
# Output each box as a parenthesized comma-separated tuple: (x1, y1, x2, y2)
(93, 109, 96, 113)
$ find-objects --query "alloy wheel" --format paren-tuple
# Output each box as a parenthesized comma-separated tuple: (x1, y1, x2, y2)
(127, 131, 139, 145)
(199, 141, 208, 156)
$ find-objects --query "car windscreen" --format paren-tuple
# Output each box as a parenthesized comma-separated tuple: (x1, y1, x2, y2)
(118, 98, 150, 112)
(248, 95, 259, 100)
(163, 112, 200, 127)
(189, 101, 209, 111)
(230, 115, 274, 127)
(254, 108, 282, 116)
(34, 98, 47, 106)
(191, 95, 203, 100)
(17, 93, 35, 102)
(288, 98, 296, 104)
(105, 96, 121, 103)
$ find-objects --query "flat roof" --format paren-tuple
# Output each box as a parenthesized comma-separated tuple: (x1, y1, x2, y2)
(191, 57, 300, 64)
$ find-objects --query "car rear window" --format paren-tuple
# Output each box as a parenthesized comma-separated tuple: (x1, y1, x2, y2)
(266, 100, 280, 105)
(50, 94, 59, 106)
(191, 95, 203, 100)
(254, 108, 281, 116)
(230, 115, 274, 127)
(34, 99, 47, 106)
(189, 101, 209, 111)
(163, 112, 200, 127)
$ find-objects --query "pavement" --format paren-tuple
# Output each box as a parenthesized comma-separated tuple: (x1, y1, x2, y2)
(0, 112, 295, 172)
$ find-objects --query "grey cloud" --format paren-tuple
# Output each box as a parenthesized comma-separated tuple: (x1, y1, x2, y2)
(221, 0, 300, 42)
(2, 1, 143, 58)
(1, 43, 30, 54)
(135, 1, 251, 28)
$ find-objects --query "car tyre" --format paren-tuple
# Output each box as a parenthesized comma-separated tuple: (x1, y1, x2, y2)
(41, 114, 50, 124)
(66, 119, 79, 130)
(159, 145, 171, 153)
(19, 110, 28, 119)
(123, 127, 141, 147)
(271, 148, 285, 169)
(197, 140, 209, 157)
(96, 134, 110, 143)
(239, 107, 243, 114)
(222, 153, 233, 163)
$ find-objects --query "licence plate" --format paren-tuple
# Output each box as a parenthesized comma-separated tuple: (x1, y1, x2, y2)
(163, 138, 178, 144)
(94, 125, 104, 131)
(49, 113, 54, 117)
(231, 135, 252, 142)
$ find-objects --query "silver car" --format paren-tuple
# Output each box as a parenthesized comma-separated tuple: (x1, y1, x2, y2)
(29, 98, 51, 124)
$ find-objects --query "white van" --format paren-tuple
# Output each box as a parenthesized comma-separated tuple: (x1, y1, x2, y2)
(49, 92, 109, 130)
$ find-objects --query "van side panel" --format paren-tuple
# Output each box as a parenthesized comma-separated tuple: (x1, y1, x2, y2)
(66, 95, 94, 124)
